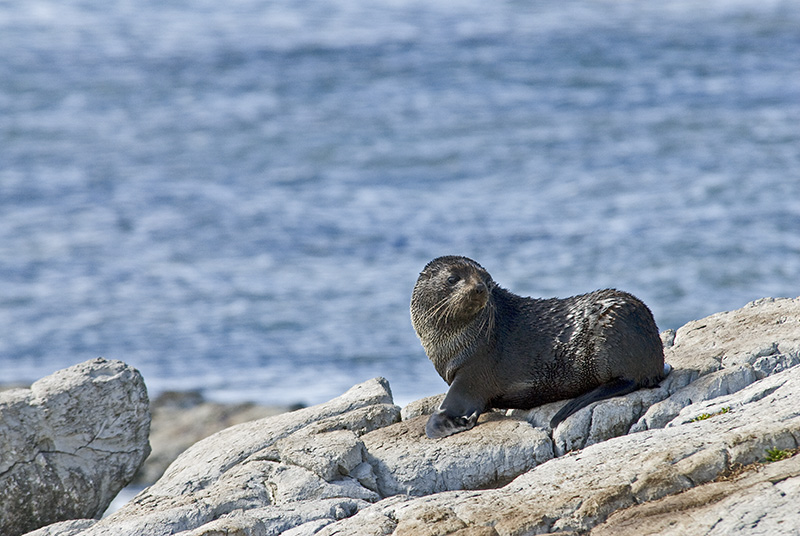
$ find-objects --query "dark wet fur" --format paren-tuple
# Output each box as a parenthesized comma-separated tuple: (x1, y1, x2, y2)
(411, 256, 667, 438)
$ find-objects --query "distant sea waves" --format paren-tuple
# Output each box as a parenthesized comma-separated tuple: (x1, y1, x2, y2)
(0, 0, 798, 407)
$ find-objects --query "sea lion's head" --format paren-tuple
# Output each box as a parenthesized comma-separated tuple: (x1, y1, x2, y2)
(410, 256, 494, 338)
(411, 256, 496, 438)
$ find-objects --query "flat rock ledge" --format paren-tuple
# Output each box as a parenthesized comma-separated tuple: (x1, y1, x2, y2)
(1, 358, 150, 536)
(26, 297, 800, 536)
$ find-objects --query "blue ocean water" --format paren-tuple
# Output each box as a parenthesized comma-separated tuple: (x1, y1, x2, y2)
(1, 0, 799, 407)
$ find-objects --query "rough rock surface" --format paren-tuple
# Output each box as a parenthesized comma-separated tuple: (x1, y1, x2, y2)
(363, 412, 553, 497)
(320, 361, 800, 536)
(1, 358, 150, 536)
(26, 297, 800, 536)
(590, 453, 800, 536)
(48, 378, 402, 536)
(133, 391, 294, 486)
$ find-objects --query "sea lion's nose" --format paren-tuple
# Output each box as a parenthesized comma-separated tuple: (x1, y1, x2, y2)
(474, 282, 486, 295)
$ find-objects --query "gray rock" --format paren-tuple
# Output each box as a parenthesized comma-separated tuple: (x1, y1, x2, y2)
(127, 497, 371, 536)
(660, 328, 676, 348)
(134, 391, 292, 486)
(22, 520, 98, 536)
(752, 350, 800, 379)
(266, 463, 380, 504)
(631, 364, 757, 432)
(1, 358, 150, 536)
(363, 412, 553, 497)
(276, 428, 364, 482)
(400, 394, 444, 421)
(318, 361, 800, 535)
(551, 385, 669, 456)
(663, 297, 800, 375)
(60, 377, 399, 536)
(590, 440, 800, 536)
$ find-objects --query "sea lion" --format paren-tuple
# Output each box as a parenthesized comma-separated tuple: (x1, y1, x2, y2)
(410, 256, 667, 438)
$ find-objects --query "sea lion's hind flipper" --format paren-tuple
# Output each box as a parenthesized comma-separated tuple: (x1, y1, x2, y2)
(549, 378, 637, 429)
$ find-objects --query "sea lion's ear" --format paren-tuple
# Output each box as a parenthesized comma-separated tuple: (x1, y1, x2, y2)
(421, 263, 444, 280)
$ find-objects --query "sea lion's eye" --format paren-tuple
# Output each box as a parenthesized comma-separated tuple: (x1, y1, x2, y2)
(447, 275, 460, 285)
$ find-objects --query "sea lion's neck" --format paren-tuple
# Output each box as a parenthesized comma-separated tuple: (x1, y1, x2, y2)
(423, 302, 495, 384)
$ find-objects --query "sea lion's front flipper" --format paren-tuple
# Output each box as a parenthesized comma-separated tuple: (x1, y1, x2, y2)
(425, 376, 485, 439)
(549, 378, 637, 429)
(426, 406, 479, 439)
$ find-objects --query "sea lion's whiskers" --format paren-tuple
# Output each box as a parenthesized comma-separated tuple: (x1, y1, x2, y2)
(422, 295, 454, 324)
(418, 295, 450, 323)
(478, 303, 494, 343)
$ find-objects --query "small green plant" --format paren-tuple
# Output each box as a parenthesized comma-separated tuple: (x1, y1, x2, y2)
(765, 447, 792, 463)
(689, 407, 730, 422)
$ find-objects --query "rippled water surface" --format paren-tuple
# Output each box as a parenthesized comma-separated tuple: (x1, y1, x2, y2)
(2, 0, 799, 406)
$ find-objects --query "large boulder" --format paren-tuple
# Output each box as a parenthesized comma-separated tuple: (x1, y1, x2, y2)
(1, 358, 150, 536)
(26, 297, 800, 536)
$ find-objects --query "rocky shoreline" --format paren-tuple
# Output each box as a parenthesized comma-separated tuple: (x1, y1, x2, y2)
(2, 297, 800, 536)
(0, 382, 297, 493)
